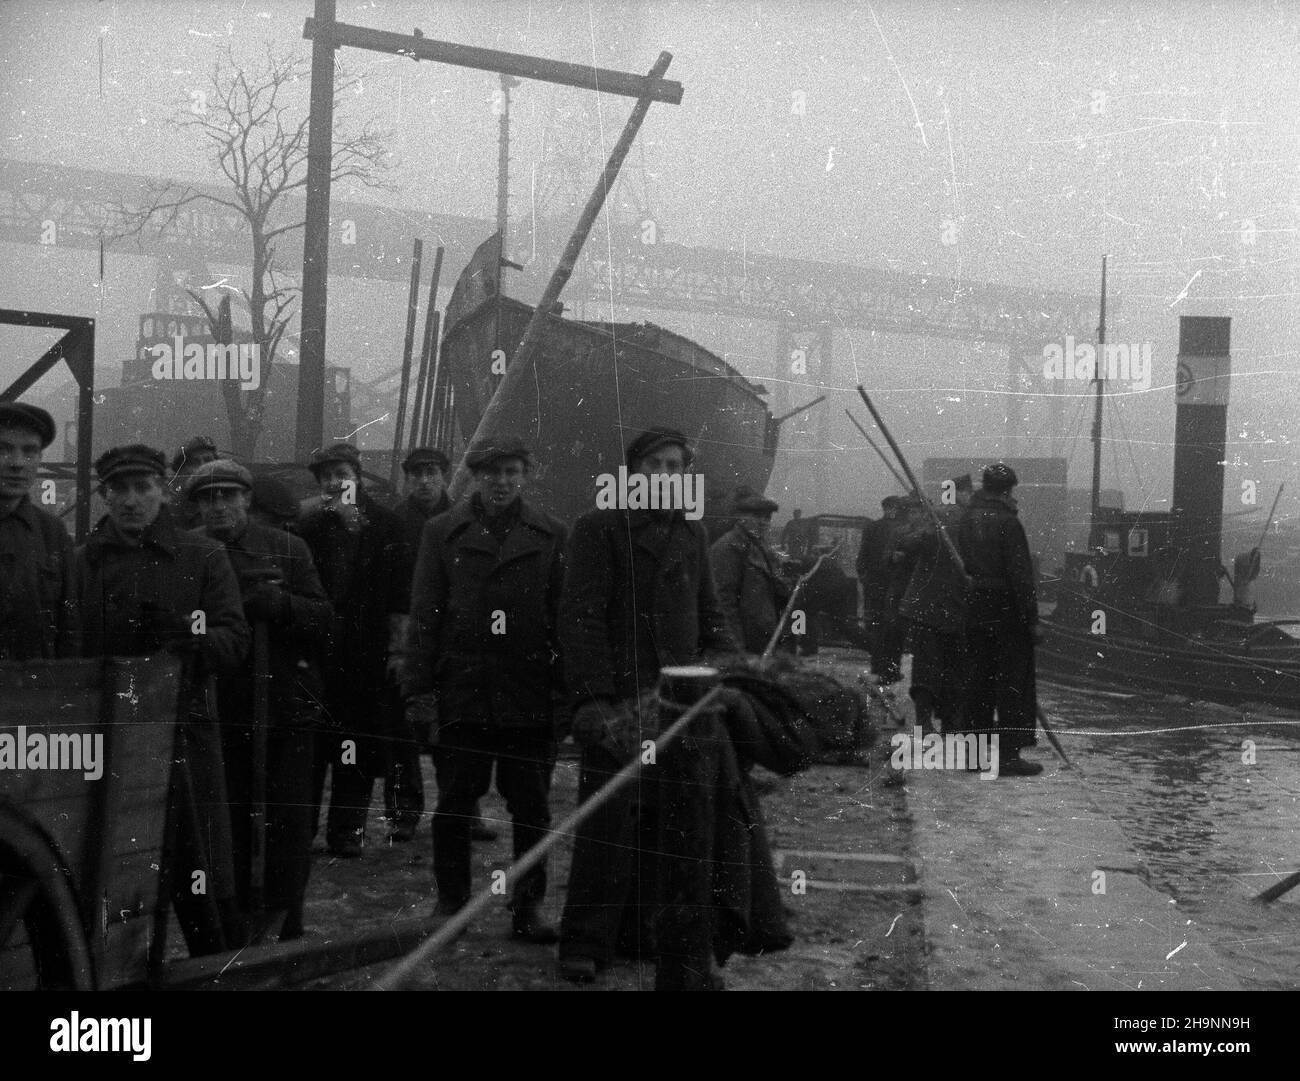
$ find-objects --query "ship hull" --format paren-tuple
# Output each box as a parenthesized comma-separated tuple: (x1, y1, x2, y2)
(442, 291, 776, 528)
(1038, 613, 1300, 711)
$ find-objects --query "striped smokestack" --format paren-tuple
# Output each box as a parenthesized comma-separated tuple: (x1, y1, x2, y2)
(1172, 316, 1231, 605)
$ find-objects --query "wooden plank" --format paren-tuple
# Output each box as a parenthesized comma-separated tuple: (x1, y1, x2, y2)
(163, 915, 439, 989)
(304, 18, 684, 104)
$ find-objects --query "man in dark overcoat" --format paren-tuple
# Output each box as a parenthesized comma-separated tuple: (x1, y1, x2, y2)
(0, 402, 78, 661)
(557, 427, 738, 982)
(189, 459, 333, 941)
(404, 436, 567, 939)
(710, 491, 791, 655)
(297, 443, 409, 856)
(75, 444, 250, 955)
(957, 463, 1043, 776)
(899, 476, 971, 733)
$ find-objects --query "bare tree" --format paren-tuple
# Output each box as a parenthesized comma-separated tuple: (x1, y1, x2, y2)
(114, 42, 391, 458)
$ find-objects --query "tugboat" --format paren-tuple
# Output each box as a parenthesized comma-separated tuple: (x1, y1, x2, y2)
(1039, 289, 1300, 709)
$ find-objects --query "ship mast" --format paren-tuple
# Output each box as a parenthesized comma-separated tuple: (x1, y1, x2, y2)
(1089, 254, 1108, 533)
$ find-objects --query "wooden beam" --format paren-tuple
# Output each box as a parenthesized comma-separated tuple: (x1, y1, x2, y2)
(295, 0, 337, 461)
(304, 18, 683, 105)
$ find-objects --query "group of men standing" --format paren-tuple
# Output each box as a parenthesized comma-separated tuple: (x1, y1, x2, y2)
(855, 464, 1044, 777)
(3, 402, 780, 984)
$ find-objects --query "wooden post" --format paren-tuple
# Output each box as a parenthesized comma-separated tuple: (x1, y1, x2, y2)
(418, 309, 442, 447)
(654, 665, 723, 991)
(390, 239, 423, 486)
(448, 52, 674, 498)
(409, 247, 444, 452)
(295, 0, 337, 461)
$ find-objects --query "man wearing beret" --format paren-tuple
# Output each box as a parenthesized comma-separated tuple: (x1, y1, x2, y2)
(75, 444, 250, 954)
(404, 436, 567, 940)
(297, 443, 409, 857)
(0, 401, 78, 660)
(709, 489, 792, 654)
(383, 446, 452, 844)
(957, 464, 1043, 776)
(557, 426, 738, 982)
(189, 459, 334, 941)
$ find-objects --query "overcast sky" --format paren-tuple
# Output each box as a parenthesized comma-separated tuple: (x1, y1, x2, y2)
(2, 0, 1297, 523)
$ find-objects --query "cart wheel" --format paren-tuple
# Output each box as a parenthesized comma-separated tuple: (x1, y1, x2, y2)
(0, 805, 94, 990)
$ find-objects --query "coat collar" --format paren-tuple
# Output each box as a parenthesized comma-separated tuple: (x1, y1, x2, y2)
(84, 506, 185, 562)
(971, 490, 1018, 513)
(0, 494, 37, 530)
(444, 495, 557, 560)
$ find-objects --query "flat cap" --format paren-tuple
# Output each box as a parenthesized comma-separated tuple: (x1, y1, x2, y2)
(0, 401, 56, 448)
(171, 435, 220, 473)
(626, 426, 694, 469)
(250, 474, 300, 521)
(734, 491, 779, 516)
(881, 494, 907, 509)
(308, 442, 362, 476)
(982, 462, 1019, 492)
(96, 444, 167, 484)
(186, 459, 253, 500)
(403, 447, 450, 473)
(465, 435, 531, 471)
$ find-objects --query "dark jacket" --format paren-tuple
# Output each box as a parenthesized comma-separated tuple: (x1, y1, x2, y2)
(957, 490, 1037, 627)
(899, 505, 969, 629)
(0, 495, 79, 660)
(856, 513, 912, 607)
(710, 525, 790, 654)
(405, 495, 566, 728)
(210, 520, 333, 728)
(398, 491, 450, 578)
(297, 489, 407, 691)
(74, 510, 250, 706)
(560, 508, 738, 704)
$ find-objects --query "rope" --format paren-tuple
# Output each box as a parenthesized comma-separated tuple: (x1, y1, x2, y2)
(370, 684, 724, 991)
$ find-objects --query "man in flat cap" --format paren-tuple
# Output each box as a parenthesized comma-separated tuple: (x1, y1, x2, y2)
(856, 494, 914, 684)
(956, 463, 1042, 776)
(248, 473, 301, 531)
(898, 475, 972, 734)
(557, 426, 737, 982)
(405, 436, 567, 939)
(383, 446, 453, 844)
(169, 435, 221, 530)
(75, 444, 250, 954)
(710, 489, 792, 654)
(297, 443, 409, 856)
(0, 401, 78, 660)
(189, 459, 333, 941)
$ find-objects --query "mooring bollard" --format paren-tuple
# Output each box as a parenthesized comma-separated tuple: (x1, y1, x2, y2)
(654, 665, 725, 991)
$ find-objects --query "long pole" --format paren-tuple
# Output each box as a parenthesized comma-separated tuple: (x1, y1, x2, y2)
(409, 246, 444, 452)
(295, 0, 337, 461)
(844, 408, 908, 490)
(418, 309, 443, 446)
(370, 683, 722, 990)
(1089, 254, 1108, 532)
(761, 547, 837, 661)
(1256, 483, 1285, 552)
(390, 238, 423, 485)
(856, 386, 970, 587)
(448, 51, 674, 499)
